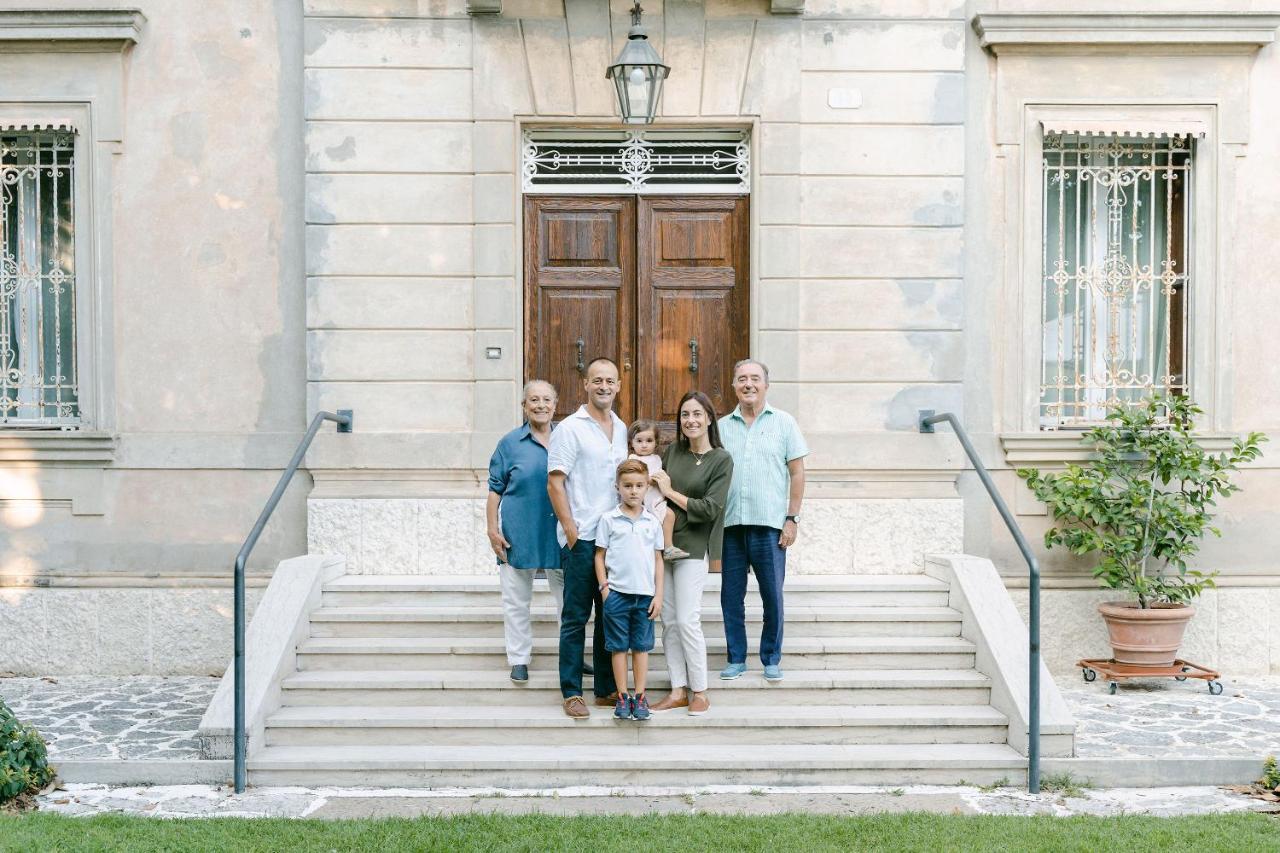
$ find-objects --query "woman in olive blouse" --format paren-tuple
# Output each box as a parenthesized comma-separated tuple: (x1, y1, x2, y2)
(648, 390, 733, 715)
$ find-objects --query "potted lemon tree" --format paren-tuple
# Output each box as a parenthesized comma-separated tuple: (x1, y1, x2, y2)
(1018, 396, 1265, 667)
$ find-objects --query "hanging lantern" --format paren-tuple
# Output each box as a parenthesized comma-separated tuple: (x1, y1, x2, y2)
(605, 2, 670, 125)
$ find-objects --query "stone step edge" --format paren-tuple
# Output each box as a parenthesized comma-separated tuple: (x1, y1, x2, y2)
(280, 669, 992, 689)
(309, 606, 962, 622)
(266, 704, 1010, 728)
(326, 574, 949, 592)
(248, 743, 1027, 771)
(295, 637, 978, 654)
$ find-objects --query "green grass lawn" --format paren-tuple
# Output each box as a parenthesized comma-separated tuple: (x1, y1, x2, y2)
(2, 812, 1276, 852)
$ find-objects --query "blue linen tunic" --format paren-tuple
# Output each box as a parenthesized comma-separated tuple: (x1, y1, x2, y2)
(487, 423, 561, 570)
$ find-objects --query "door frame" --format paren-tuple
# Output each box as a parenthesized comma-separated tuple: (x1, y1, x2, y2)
(512, 119, 761, 421)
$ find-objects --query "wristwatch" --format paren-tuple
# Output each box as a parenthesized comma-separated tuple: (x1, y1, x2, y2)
(786, 514, 801, 524)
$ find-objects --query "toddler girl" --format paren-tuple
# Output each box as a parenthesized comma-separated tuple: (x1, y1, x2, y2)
(628, 420, 690, 562)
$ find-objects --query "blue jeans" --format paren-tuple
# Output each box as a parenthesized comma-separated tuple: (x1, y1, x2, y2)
(558, 538, 617, 699)
(720, 525, 786, 667)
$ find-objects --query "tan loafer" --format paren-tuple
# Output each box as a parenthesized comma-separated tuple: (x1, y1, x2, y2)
(688, 692, 710, 716)
(649, 692, 689, 712)
(563, 696, 590, 719)
(594, 692, 620, 707)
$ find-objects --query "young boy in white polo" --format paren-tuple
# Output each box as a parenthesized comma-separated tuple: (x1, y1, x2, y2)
(594, 459, 664, 721)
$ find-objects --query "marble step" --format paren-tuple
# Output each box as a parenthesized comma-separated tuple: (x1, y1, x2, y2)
(247, 742, 1027, 787)
(294, 635, 978, 672)
(264, 703, 1010, 747)
(278, 668, 992, 707)
(307, 605, 964, 639)
(322, 574, 952, 609)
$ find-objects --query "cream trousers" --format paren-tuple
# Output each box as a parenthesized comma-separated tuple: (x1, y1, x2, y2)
(499, 564, 564, 666)
(661, 557, 708, 693)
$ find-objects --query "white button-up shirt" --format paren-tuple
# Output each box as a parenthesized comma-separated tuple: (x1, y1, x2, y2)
(547, 405, 629, 547)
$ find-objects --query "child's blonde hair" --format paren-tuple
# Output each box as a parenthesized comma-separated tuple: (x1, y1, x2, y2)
(615, 458, 649, 482)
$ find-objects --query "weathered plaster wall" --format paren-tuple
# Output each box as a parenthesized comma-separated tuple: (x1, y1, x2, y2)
(301, 0, 970, 575)
(964, 1, 1280, 674)
(0, 0, 306, 674)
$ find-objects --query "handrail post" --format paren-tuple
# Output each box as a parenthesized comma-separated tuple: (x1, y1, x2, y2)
(233, 409, 352, 793)
(919, 410, 1041, 794)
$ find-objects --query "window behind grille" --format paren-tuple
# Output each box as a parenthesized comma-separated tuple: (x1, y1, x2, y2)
(0, 131, 78, 427)
(1039, 133, 1191, 429)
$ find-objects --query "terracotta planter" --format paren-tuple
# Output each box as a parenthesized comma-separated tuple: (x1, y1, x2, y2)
(1098, 601, 1195, 667)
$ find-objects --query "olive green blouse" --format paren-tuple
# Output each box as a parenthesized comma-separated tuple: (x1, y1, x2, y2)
(661, 443, 734, 561)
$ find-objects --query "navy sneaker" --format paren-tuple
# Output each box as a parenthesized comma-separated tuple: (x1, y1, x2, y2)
(614, 692, 634, 720)
(631, 693, 651, 721)
(510, 664, 528, 682)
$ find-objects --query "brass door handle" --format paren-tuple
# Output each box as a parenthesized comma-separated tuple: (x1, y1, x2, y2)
(688, 339, 699, 374)
(575, 339, 585, 375)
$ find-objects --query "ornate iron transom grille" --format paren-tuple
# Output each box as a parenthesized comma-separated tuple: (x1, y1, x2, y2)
(1040, 133, 1191, 429)
(522, 128, 749, 194)
(1, 131, 78, 427)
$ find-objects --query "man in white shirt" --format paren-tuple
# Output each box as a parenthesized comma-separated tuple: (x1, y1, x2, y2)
(548, 357, 628, 718)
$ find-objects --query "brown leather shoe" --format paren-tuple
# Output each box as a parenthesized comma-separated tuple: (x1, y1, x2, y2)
(563, 696, 589, 719)
(688, 692, 710, 716)
(594, 691, 620, 707)
(649, 691, 689, 712)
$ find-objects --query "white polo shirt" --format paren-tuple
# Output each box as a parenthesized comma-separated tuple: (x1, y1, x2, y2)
(546, 404, 628, 548)
(594, 505, 662, 596)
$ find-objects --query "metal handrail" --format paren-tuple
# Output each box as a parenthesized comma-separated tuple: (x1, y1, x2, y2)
(233, 409, 352, 793)
(919, 410, 1041, 794)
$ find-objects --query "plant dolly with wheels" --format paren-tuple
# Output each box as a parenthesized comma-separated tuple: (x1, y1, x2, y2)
(1077, 658, 1223, 696)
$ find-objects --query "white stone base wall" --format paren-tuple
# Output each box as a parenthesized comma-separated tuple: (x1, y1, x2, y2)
(308, 497, 963, 576)
(0, 586, 263, 676)
(1010, 587, 1280, 678)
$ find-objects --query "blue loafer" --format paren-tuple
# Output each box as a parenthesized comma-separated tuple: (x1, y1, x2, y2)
(720, 662, 747, 680)
(763, 664, 783, 682)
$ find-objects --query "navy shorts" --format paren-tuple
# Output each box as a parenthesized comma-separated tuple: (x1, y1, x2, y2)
(602, 590, 655, 653)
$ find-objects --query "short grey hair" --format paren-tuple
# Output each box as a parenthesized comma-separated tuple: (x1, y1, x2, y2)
(732, 359, 769, 383)
(522, 379, 557, 400)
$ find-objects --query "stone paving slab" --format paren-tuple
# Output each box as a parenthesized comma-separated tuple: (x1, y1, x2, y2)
(1, 677, 218, 761)
(33, 783, 1280, 819)
(1061, 675, 1280, 759)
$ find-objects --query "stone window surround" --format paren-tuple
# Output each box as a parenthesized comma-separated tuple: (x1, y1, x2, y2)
(974, 11, 1279, 462)
(0, 8, 143, 469)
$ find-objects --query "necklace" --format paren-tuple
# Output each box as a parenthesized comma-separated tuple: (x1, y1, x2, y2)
(691, 448, 709, 466)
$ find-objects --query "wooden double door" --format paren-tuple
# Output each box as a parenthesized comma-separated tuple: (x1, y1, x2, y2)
(524, 195, 750, 433)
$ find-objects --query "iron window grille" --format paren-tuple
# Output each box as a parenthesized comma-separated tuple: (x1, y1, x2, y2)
(1039, 133, 1191, 430)
(1, 130, 78, 427)
(522, 128, 750, 194)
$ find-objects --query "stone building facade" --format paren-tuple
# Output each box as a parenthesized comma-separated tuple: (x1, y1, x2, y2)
(2, 1, 1279, 678)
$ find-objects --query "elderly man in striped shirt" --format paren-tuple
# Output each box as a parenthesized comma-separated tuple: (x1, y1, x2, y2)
(716, 359, 808, 683)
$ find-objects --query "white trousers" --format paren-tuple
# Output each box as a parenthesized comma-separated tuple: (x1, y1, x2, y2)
(499, 564, 565, 666)
(661, 557, 709, 693)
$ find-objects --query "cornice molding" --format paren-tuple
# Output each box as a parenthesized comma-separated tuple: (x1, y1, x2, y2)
(0, 431, 116, 465)
(973, 12, 1280, 55)
(0, 9, 145, 51)
(1001, 432, 1239, 467)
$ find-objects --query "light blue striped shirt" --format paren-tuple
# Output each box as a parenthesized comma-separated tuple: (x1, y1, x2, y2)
(719, 404, 809, 530)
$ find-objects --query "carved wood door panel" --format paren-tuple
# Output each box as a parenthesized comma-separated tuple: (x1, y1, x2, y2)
(523, 196, 636, 424)
(524, 195, 749, 431)
(637, 196, 750, 433)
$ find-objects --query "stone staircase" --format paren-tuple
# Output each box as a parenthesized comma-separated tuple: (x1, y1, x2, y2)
(246, 573, 1029, 786)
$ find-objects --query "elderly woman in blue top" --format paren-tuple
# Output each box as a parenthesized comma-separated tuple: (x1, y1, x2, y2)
(486, 380, 564, 683)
